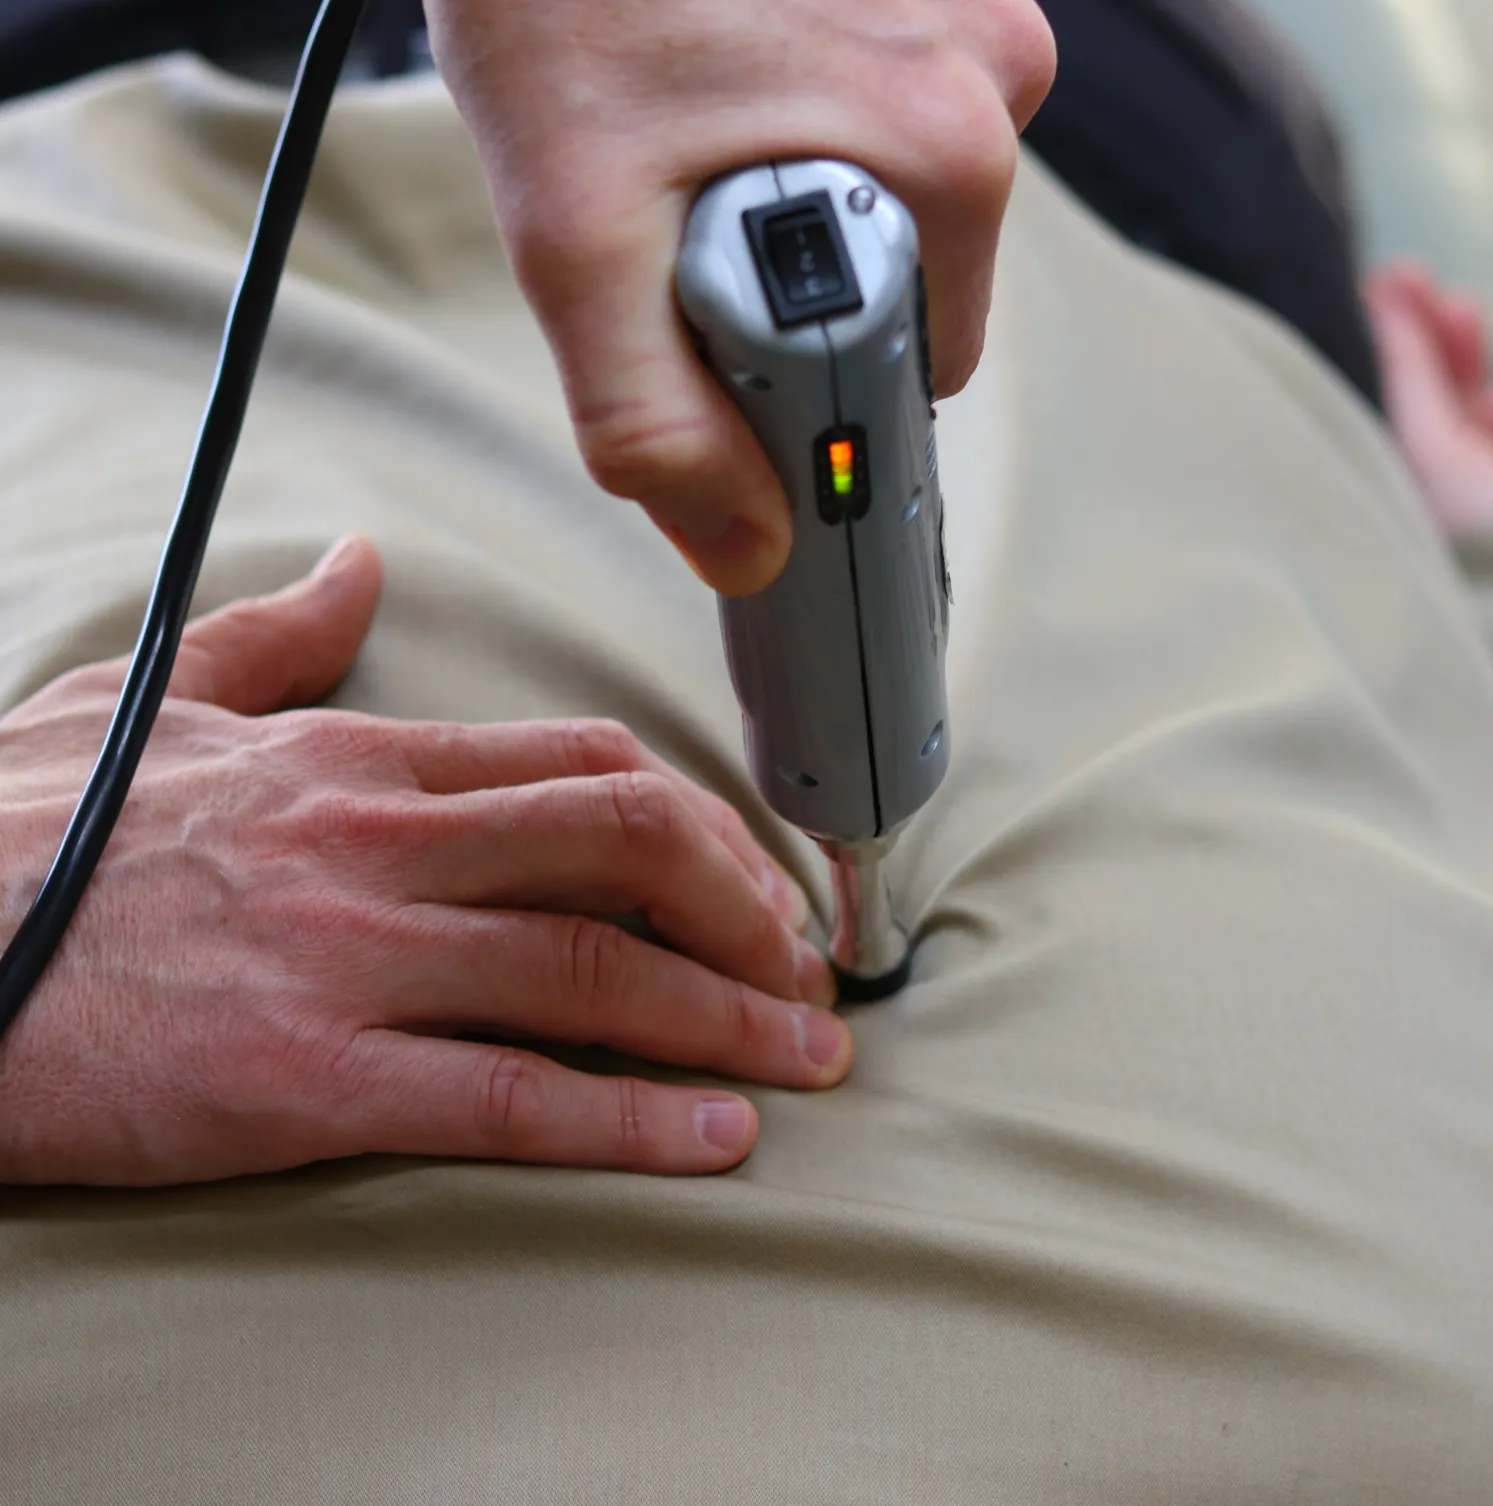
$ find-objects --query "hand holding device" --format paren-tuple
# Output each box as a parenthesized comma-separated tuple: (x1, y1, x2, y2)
(427, 0, 1054, 594)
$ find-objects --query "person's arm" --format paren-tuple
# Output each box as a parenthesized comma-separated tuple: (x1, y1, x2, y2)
(424, 0, 1055, 594)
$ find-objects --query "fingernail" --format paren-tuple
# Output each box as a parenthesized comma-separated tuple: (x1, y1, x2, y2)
(313, 535, 359, 577)
(659, 516, 784, 595)
(762, 863, 812, 932)
(794, 937, 837, 1008)
(694, 1096, 752, 1153)
(794, 1004, 848, 1071)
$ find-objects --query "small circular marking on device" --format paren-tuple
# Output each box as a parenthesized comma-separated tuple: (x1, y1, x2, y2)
(732, 371, 772, 392)
(920, 722, 944, 758)
(848, 186, 877, 215)
(777, 765, 820, 790)
(901, 489, 923, 524)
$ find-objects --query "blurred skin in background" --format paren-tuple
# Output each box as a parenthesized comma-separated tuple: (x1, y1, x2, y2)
(1366, 264, 1493, 540)
(1017, 0, 1493, 540)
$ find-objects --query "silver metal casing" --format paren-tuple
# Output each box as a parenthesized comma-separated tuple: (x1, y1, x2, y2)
(677, 161, 951, 843)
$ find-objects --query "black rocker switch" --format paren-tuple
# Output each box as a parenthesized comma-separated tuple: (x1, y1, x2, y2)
(744, 190, 864, 330)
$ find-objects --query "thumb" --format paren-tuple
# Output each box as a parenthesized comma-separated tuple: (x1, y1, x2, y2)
(517, 199, 792, 596)
(169, 535, 384, 715)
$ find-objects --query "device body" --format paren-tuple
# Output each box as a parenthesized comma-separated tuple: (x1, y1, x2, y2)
(677, 161, 951, 850)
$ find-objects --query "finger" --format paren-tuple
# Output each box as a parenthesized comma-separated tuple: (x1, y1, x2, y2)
(1372, 260, 1436, 304)
(1431, 293, 1489, 401)
(404, 716, 671, 794)
(1384, 267, 1489, 404)
(687, 785, 814, 936)
(57, 535, 383, 708)
(401, 773, 832, 1004)
(876, 57, 1023, 398)
(1364, 264, 1439, 341)
(1378, 267, 1473, 387)
(401, 718, 811, 930)
(169, 536, 384, 714)
(1364, 280, 1465, 450)
(507, 183, 790, 596)
(338, 1031, 760, 1174)
(950, 0, 1058, 139)
(375, 910, 853, 1088)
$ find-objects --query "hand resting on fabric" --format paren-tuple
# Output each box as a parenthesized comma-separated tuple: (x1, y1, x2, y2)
(0, 538, 849, 1186)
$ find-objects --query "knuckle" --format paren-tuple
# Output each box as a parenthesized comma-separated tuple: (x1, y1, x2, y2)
(285, 710, 408, 786)
(715, 977, 769, 1055)
(31, 664, 118, 710)
(220, 596, 279, 639)
(288, 786, 374, 852)
(1003, 10, 1060, 129)
(166, 643, 217, 698)
(554, 915, 633, 1014)
(920, 68, 1017, 221)
(272, 787, 416, 877)
(252, 884, 403, 970)
(604, 770, 687, 863)
(611, 1076, 653, 1165)
(938, 324, 987, 397)
(576, 400, 716, 505)
(555, 718, 646, 778)
(744, 899, 791, 977)
(205, 993, 349, 1113)
(402, 718, 469, 785)
(292, 708, 379, 761)
(508, 178, 639, 304)
(703, 794, 757, 856)
(284, 1020, 365, 1103)
(608, 1072, 665, 1162)
(477, 1050, 547, 1142)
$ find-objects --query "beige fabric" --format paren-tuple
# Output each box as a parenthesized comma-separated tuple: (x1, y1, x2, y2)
(3, 59, 1493, 1502)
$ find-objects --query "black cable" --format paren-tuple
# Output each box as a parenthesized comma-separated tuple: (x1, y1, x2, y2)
(0, 0, 368, 1043)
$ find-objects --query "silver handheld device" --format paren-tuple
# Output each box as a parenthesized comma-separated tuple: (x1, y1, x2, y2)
(677, 160, 951, 1000)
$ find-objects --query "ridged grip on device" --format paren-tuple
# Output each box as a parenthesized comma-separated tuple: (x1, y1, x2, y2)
(677, 161, 951, 843)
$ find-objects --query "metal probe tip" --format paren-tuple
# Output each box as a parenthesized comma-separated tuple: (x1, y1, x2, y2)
(820, 837, 912, 1003)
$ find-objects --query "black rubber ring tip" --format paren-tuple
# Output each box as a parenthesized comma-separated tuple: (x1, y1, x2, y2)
(833, 953, 913, 1006)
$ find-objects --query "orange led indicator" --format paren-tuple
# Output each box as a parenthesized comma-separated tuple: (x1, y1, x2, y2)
(829, 439, 855, 496)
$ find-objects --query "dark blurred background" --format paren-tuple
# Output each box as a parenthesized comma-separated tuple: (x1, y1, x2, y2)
(0, 0, 429, 99)
(0, 0, 1392, 407)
